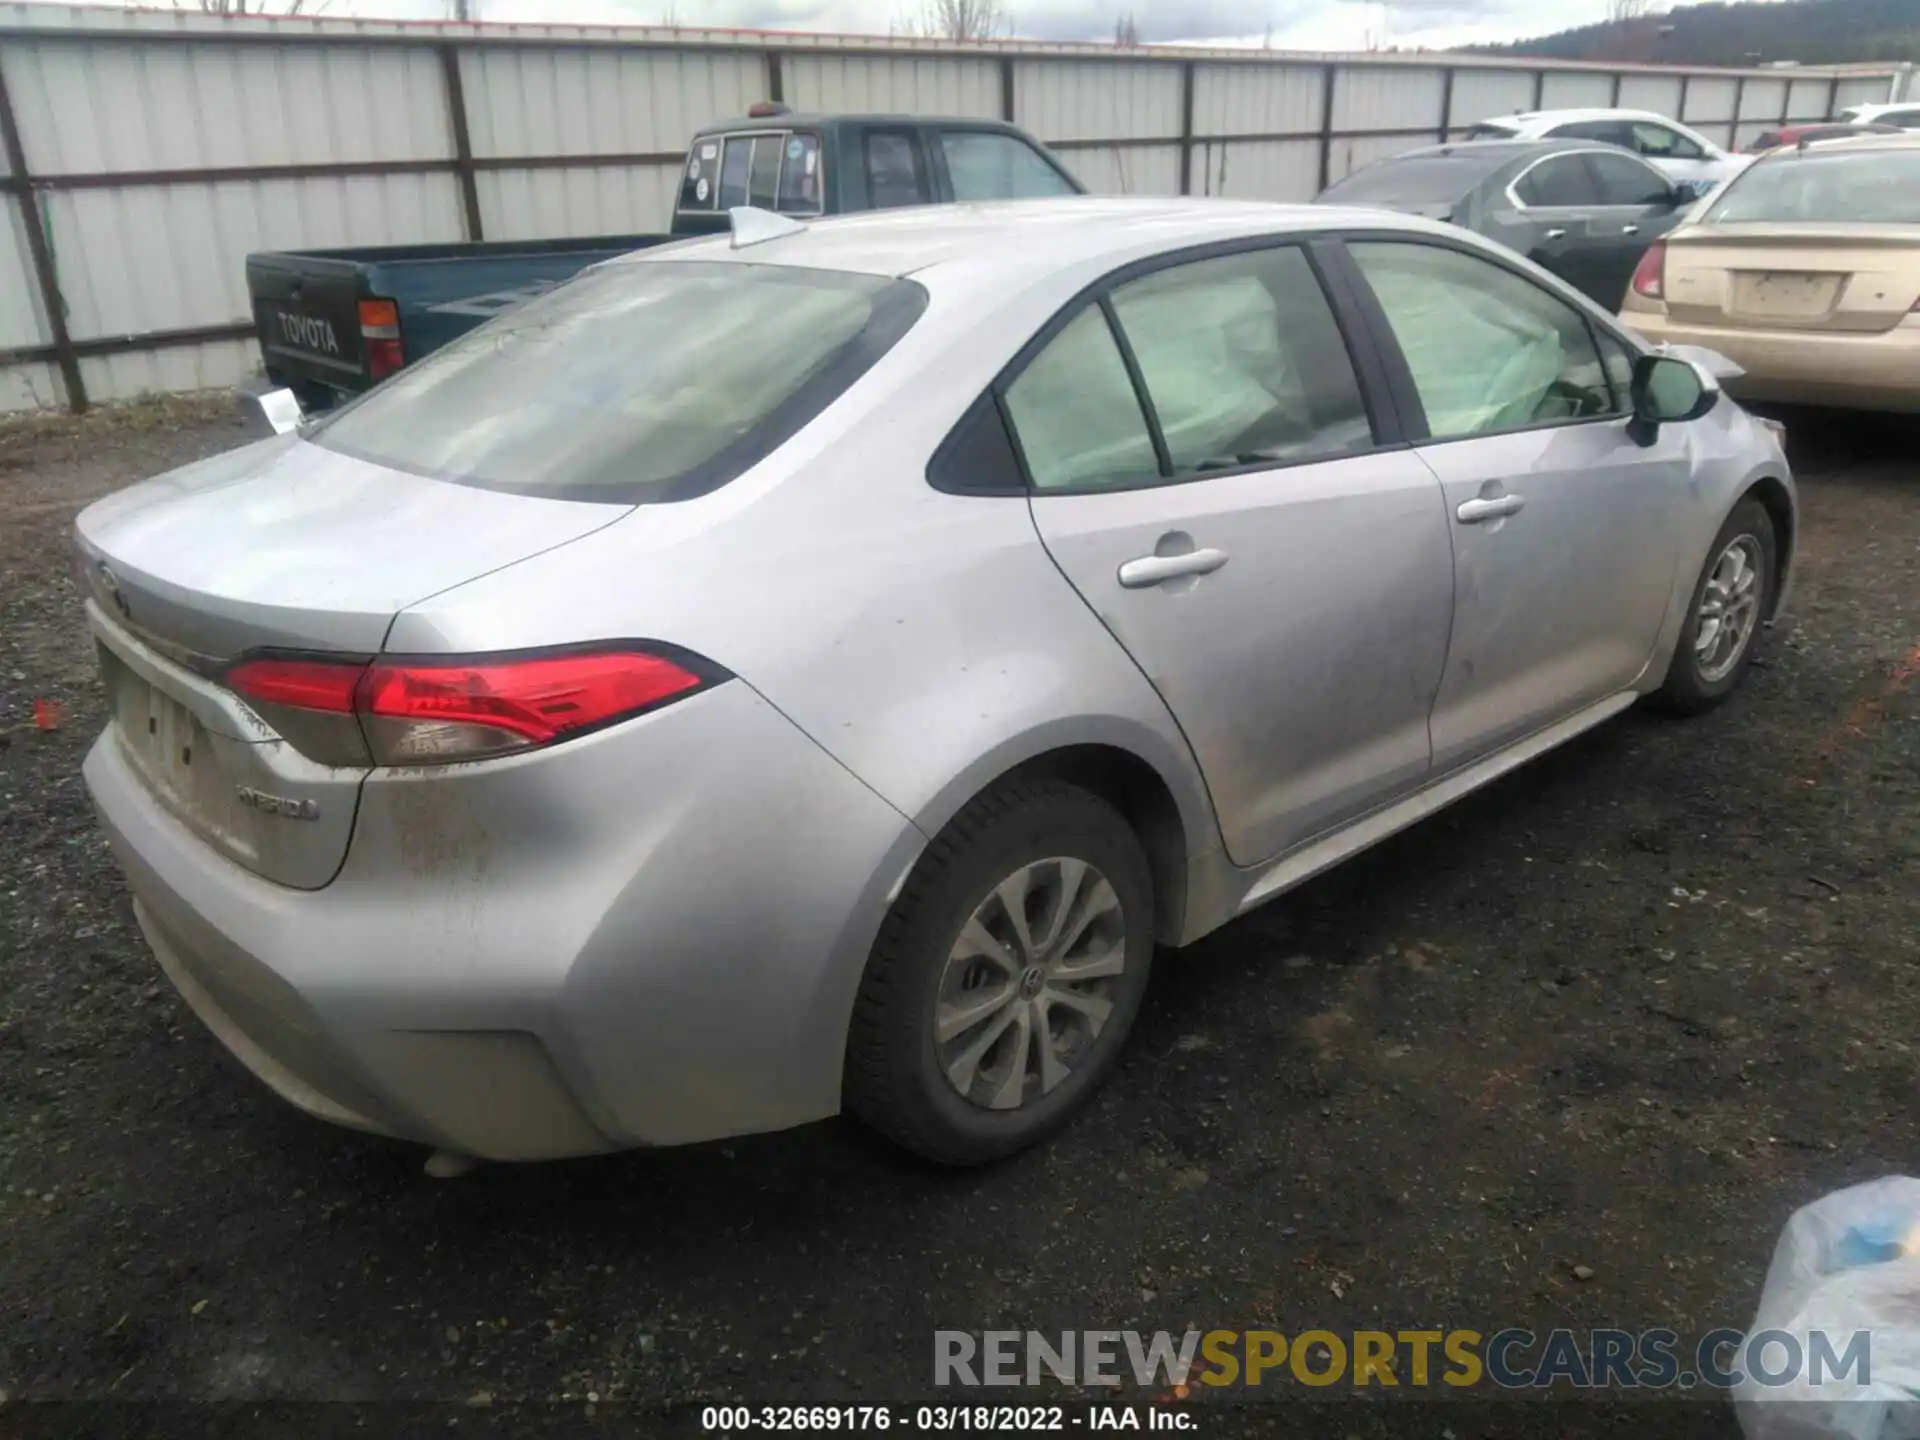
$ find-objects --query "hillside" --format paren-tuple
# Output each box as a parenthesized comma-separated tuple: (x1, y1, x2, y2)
(1471, 0, 1920, 66)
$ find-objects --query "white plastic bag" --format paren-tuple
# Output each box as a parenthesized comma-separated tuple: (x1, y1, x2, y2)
(1737, 1177, 1920, 1440)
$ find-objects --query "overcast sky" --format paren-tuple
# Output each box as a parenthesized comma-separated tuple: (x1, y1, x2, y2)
(127, 0, 1631, 52)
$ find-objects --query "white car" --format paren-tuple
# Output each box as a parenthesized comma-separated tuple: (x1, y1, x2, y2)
(1465, 109, 1749, 192)
(1835, 101, 1920, 131)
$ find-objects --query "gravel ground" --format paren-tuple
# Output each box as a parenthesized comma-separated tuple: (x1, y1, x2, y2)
(0, 401, 1914, 1438)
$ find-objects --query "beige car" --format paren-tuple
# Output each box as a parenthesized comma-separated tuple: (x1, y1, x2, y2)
(1620, 135, 1920, 411)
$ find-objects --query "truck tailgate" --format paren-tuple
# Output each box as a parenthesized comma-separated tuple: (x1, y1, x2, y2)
(248, 254, 366, 396)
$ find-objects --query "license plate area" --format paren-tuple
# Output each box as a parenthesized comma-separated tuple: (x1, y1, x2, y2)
(102, 643, 253, 849)
(1733, 271, 1842, 321)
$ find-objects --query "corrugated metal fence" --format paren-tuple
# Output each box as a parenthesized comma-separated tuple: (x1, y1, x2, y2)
(0, 3, 1899, 413)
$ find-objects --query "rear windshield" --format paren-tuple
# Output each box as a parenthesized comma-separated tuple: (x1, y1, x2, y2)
(1705, 149, 1920, 225)
(312, 261, 926, 503)
(679, 131, 823, 216)
(1320, 154, 1501, 205)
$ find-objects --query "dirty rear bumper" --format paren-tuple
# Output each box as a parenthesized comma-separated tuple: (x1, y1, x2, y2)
(84, 679, 924, 1160)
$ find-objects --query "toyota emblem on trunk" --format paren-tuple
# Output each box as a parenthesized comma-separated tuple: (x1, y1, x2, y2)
(97, 562, 132, 620)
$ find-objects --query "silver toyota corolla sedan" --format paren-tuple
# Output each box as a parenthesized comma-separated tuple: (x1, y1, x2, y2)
(76, 197, 1794, 1168)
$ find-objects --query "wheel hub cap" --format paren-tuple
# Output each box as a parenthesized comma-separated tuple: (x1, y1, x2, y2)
(933, 856, 1128, 1112)
(1695, 534, 1763, 684)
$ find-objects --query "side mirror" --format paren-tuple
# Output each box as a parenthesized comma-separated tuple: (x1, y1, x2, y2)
(1627, 353, 1718, 444)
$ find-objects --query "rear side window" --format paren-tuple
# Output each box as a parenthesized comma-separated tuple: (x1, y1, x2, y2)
(1632, 122, 1703, 159)
(1464, 122, 1520, 140)
(312, 262, 927, 503)
(1550, 119, 1632, 147)
(1586, 151, 1672, 205)
(1108, 247, 1373, 474)
(939, 131, 1077, 200)
(866, 132, 926, 209)
(1349, 241, 1613, 439)
(1515, 155, 1599, 206)
(1003, 308, 1159, 490)
(1882, 108, 1920, 128)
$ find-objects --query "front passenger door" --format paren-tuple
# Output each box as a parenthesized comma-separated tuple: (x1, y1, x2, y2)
(1011, 244, 1455, 866)
(1343, 240, 1688, 772)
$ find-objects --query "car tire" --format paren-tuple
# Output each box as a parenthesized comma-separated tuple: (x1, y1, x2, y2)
(1651, 498, 1777, 716)
(844, 779, 1155, 1167)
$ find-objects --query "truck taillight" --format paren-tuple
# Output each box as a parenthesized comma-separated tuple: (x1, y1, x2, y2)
(359, 298, 404, 381)
(227, 647, 723, 766)
(1630, 241, 1667, 301)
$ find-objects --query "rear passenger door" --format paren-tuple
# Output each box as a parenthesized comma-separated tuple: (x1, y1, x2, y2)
(1008, 242, 1455, 866)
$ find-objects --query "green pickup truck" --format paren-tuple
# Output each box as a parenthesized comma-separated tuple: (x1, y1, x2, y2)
(242, 108, 1083, 423)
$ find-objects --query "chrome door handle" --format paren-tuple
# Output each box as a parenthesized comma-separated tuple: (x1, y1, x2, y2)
(1456, 494, 1526, 524)
(1544, 227, 1567, 239)
(1622, 223, 1641, 235)
(1117, 548, 1229, 588)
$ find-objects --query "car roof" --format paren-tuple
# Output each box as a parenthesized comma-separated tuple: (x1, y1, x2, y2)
(1837, 102, 1917, 119)
(1382, 137, 1625, 162)
(617, 196, 1456, 282)
(1752, 131, 1920, 157)
(1481, 108, 1687, 129)
(693, 113, 1032, 138)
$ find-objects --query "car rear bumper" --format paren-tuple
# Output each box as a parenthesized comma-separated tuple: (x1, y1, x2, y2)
(84, 679, 923, 1160)
(1621, 308, 1920, 411)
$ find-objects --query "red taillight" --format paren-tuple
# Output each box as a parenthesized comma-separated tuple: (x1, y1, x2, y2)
(1631, 241, 1667, 301)
(359, 298, 403, 381)
(228, 657, 362, 713)
(225, 648, 716, 765)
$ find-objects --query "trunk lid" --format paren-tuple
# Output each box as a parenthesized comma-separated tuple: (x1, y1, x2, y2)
(1664, 224, 1920, 333)
(248, 253, 369, 399)
(76, 436, 628, 888)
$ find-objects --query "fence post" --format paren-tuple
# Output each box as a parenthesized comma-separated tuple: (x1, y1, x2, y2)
(1438, 66, 1454, 142)
(1731, 75, 1747, 150)
(765, 50, 784, 105)
(1316, 62, 1337, 193)
(0, 53, 84, 413)
(439, 44, 484, 243)
(1677, 73, 1692, 126)
(1178, 60, 1195, 195)
(1825, 75, 1841, 119)
(1531, 68, 1546, 110)
(1610, 72, 1622, 107)
(999, 56, 1015, 123)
